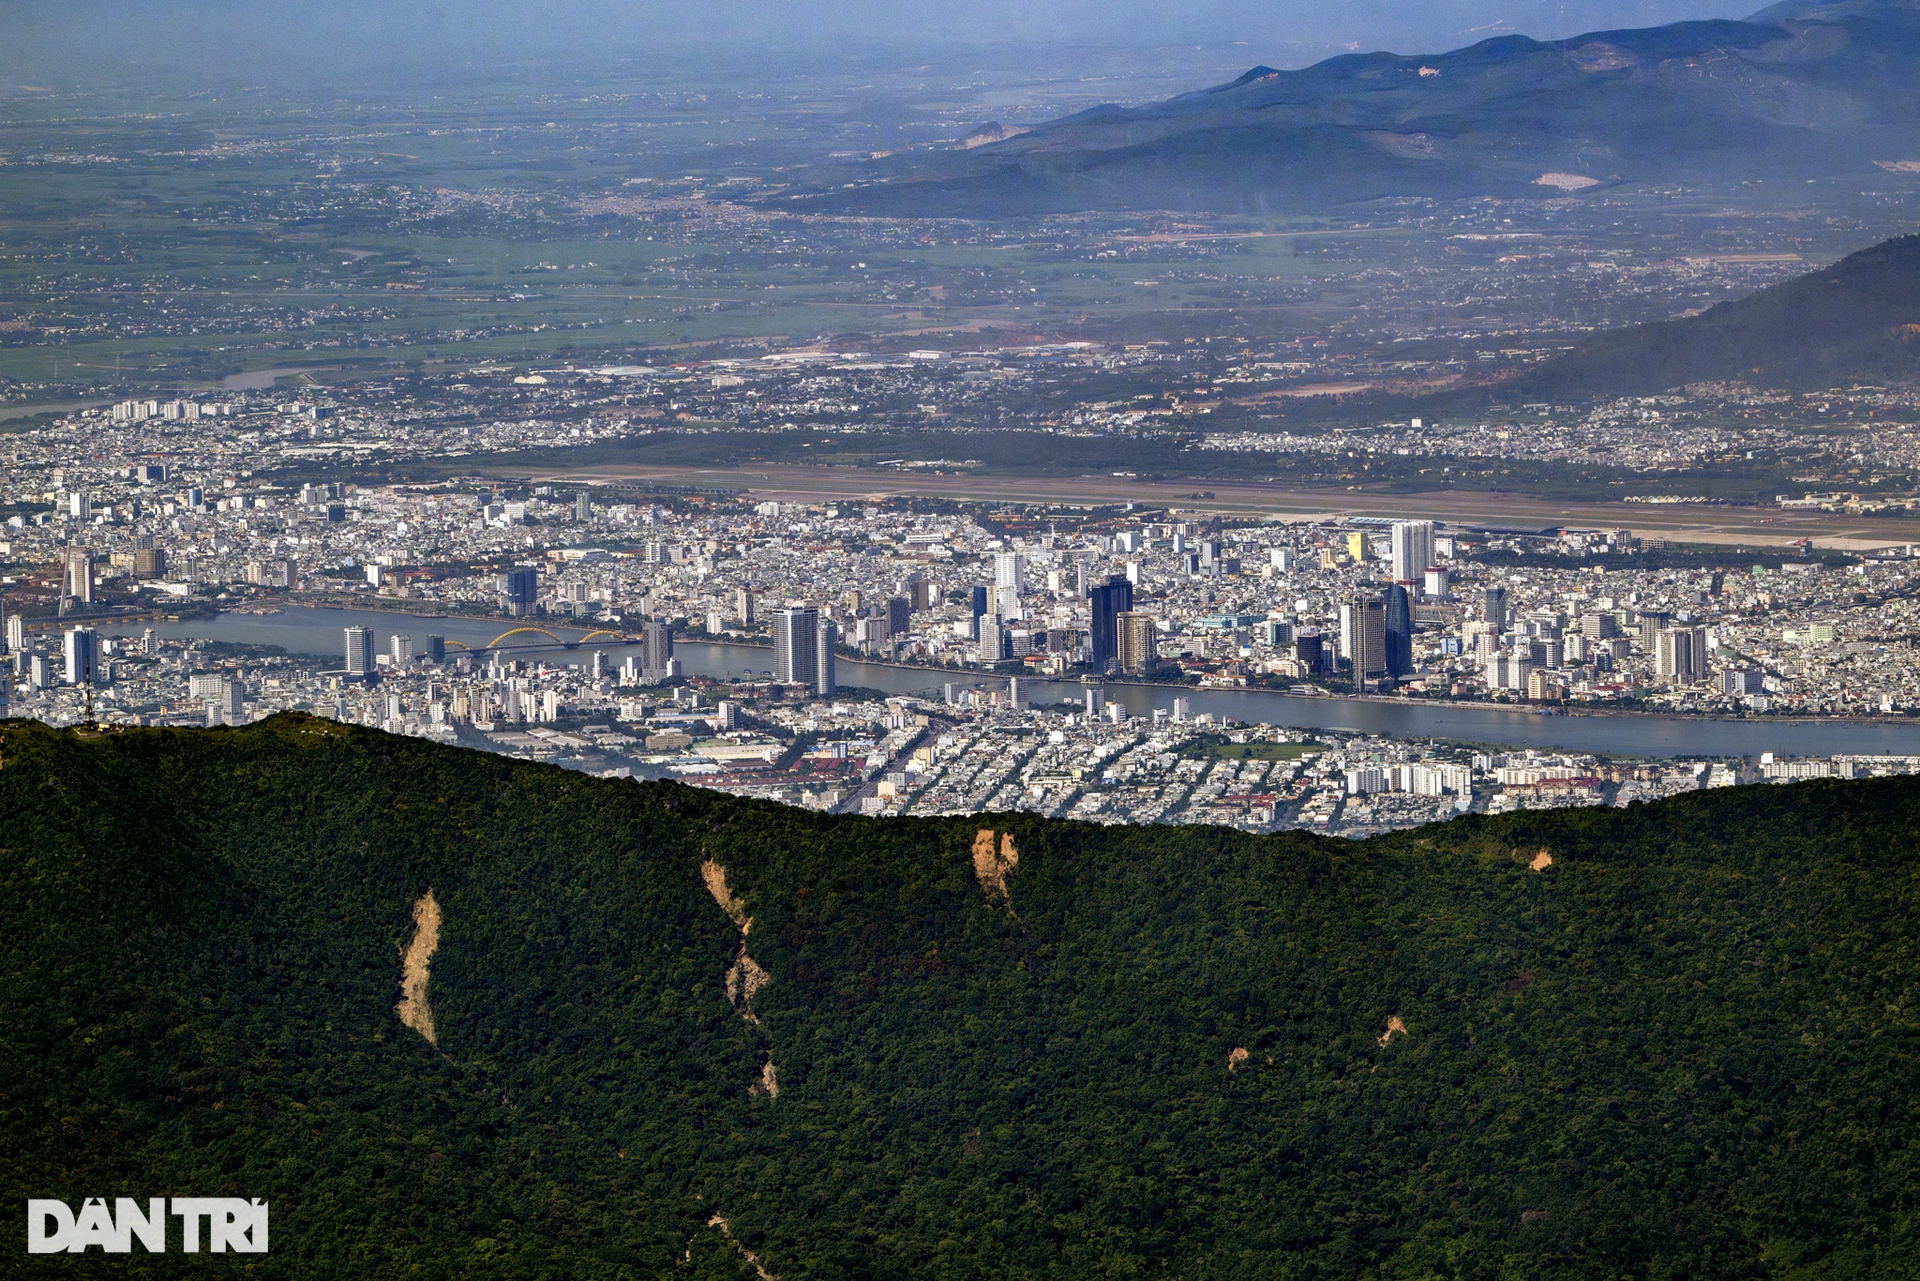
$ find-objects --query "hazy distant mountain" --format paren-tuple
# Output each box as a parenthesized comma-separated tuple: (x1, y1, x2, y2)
(1506, 233, 1920, 396)
(781, 0, 1920, 215)
(16, 716, 1920, 1274)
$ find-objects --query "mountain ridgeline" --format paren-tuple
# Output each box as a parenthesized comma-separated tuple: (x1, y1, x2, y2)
(1500, 233, 1920, 397)
(8, 716, 1920, 1277)
(782, 0, 1920, 216)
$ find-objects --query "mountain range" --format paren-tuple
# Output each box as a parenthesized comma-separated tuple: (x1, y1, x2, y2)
(9, 715, 1920, 1276)
(780, 0, 1920, 216)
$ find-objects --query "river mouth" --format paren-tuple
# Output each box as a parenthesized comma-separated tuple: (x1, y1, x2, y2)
(108, 603, 1920, 760)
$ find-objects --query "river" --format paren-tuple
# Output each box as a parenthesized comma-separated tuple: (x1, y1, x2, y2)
(113, 603, 1920, 759)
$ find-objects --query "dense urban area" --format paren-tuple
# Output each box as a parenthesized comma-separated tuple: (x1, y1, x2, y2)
(5, 377, 1920, 834)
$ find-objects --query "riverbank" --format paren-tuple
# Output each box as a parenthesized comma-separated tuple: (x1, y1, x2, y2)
(104, 605, 1920, 757)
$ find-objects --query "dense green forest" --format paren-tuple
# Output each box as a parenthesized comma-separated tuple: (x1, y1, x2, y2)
(6, 715, 1920, 1278)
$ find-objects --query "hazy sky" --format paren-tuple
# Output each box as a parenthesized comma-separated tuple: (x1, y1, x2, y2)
(1, 1, 1768, 87)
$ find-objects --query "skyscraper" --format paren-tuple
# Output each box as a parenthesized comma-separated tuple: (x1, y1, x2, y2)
(425, 634, 446, 664)
(886, 596, 911, 635)
(1115, 611, 1158, 676)
(1656, 626, 1708, 682)
(815, 616, 837, 695)
(63, 626, 96, 686)
(497, 566, 538, 617)
(643, 618, 674, 678)
(1088, 576, 1133, 674)
(993, 552, 1025, 589)
(970, 585, 988, 637)
(1383, 584, 1413, 678)
(1481, 585, 1508, 627)
(736, 586, 755, 626)
(1294, 629, 1324, 672)
(345, 626, 375, 677)
(773, 607, 820, 687)
(1390, 520, 1435, 590)
(66, 547, 93, 604)
(977, 613, 1007, 666)
(1340, 594, 1387, 688)
(390, 634, 414, 666)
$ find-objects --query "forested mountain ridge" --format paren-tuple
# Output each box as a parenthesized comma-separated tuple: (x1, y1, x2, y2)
(6, 715, 1920, 1277)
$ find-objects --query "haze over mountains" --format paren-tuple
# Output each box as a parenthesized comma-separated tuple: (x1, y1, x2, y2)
(789, 0, 1920, 216)
(11, 717, 1920, 1276)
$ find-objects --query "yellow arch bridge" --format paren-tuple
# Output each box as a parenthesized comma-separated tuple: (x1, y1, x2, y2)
(443, 627, 635, 654)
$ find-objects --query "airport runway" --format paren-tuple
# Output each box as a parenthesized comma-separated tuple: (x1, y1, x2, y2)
(510, 461, 1920, 551)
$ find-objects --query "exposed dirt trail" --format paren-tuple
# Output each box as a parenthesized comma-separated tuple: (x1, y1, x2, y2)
(708, 1214, 777, 1281)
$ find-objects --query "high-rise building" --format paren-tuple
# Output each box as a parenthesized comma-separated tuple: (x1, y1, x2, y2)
(5, 613, 24, 653)
(815, 616, 836, 695)
(970, 585, 988, 637)
(773, 607, 820, 686)
(1390, 520, 1435, 589)
(1383, 584, 1414, 678)
(1423, 567, 1449, 600)
(1115, 611, 1158, 676)
(345, 626, 375, 676)
(1656, 626, 1708, 683)
(133, 547, 167, 580)
(68, 492, 90, 521)
(1088, 576, 1133, 674)
(65, 548, 93, 604)
(977, 613, 1007, 665)
(736, 586, 755, 626)
(1340, 594, 1387, 687)
(886, 596, 911, 635)
(1294, 629, 1324, 672)
(574, 492, 592, 522)
(1480, 586, 1508, 627)
(496, 566, 539, 617)
(1640, 610, 1673, 647)
(390, 634, 414, 666)
(63, 626, 96, 686)
(425, 635, 446, 664)
(643, 618, 674, 678)
(215, 679, 245, 725)
(993, 552, 1025, 589)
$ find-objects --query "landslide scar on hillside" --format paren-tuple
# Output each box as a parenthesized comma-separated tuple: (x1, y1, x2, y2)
(972, 829, 1019, 904)
(396, 889, 440, 1046)
(702, 858, 778, 1096)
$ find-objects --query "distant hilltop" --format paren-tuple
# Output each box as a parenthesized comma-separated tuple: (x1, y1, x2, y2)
(1499, 233, 1920, 397)
(777, 0, 1920, 216)
(958, 121, 1029, 150)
